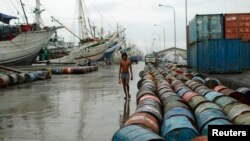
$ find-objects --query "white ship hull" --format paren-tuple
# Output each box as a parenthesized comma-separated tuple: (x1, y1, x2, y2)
(0, 28, 57, 66)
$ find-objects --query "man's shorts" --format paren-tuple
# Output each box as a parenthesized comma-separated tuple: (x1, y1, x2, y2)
(121, 72, 130, 83)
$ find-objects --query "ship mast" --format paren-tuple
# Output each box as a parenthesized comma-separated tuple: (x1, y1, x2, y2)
(20, 0, 29, 24)
(35, 0, 41, 28)
(78, 0, 89, 40)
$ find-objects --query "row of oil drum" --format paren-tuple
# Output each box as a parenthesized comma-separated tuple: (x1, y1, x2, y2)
(154, 72, 202, 141)
(168, 79, 233, 136)
(161, 67, 250, 125)
(140, 67, 207, 141)
(0, 71, 51, 88)
(48, 66, 98, 74)
(113, 66, 165, 141)
(161, 65, 250, 105)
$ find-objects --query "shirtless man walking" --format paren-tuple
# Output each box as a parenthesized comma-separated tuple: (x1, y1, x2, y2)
(119, 52, 133, 99)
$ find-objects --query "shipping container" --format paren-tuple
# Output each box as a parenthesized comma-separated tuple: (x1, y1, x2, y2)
(187, 25, 191, 67)
(189, 39, 243, 73)
(225, 13, 250, 41)
(189, 14, 224, 44)
(187, 43, 198, 70)
(240, 41, 250, 69)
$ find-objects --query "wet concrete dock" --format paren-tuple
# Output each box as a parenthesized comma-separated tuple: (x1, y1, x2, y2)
(0, 63, 144, 141)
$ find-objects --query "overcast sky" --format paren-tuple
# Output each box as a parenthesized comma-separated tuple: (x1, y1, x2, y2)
(1, 0, 250, 53)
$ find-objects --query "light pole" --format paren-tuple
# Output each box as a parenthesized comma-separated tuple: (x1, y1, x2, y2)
(152, 33, 161, 52)
(159, 4, 177, 63)
(154, 24, 166, 50)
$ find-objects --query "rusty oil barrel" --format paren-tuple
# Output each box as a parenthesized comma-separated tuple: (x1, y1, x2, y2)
(236, 87, 250, 104)
(204, 77, 220, 89)
(194, 102, 221, 115)
(220, 88, 247, 104)
(194, 85, 209, 93)
(227, 104, 250, 121)
(197, 89, 212, 96)
(188, 96, 209, 110)
(161, 116, 198, 141)
(171, 80, 184, 89)
(160, 92, 177, 102)
(190, 83, 205, 92)
(163, 100, 190, 114)
(124, 112, 160, 134)
(7, 73, 18, 85)
(136, 91, 157, 104)
(0, 75, 10, 88)
(192, 136, 208, 141)
(214, 96, 238, 110)
(233, 112, 250, 125)
(137, 79, 145, 90)
(136, 103, 162, 123)
(158, 88, 174, 97)
(161, 95, 185, 106)
(214, 85, 228, 92)
(182, 92, 200, 102)
(17, 73, 26, 84)
(62, 67, 72, 74)
(137, 94, 161, 105)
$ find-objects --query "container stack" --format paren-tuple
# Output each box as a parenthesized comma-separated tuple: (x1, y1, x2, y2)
(187, 13, 250, 73)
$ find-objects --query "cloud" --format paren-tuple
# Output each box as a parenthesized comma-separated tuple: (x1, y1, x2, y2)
(2, 0, 250, 54)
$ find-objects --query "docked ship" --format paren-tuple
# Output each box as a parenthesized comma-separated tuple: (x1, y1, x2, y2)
(0, 0, 58, 66)
(49, 0, 124, 65)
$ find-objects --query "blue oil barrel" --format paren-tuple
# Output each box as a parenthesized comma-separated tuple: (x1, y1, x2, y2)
(214, 96, 238, 110)
(51, 68, 62, 74)
(205, 91, 224, 102)
(136, 104, 162, 123)
(177, 87, 193, 97)
(195, 108, 230, 131)
(164, 107, 195, 123)
(161, 116, 199, 141)
(112, 125, 165, 141)
(25, 72, 38, 82)
(201, 119, 233, 135)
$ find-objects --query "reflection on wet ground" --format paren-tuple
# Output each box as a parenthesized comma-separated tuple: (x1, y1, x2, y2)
(0, 62, 143, 141)
(119, 99, 130, 127)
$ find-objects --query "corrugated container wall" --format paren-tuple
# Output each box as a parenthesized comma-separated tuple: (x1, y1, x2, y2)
(225, 13, 250, 41)
(188, 43, 198, 70)
(189, 14, 224, 44)
(198, 39, 242, 73)
(189, 39, 243, 74)
(240, 41, 250, 69)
